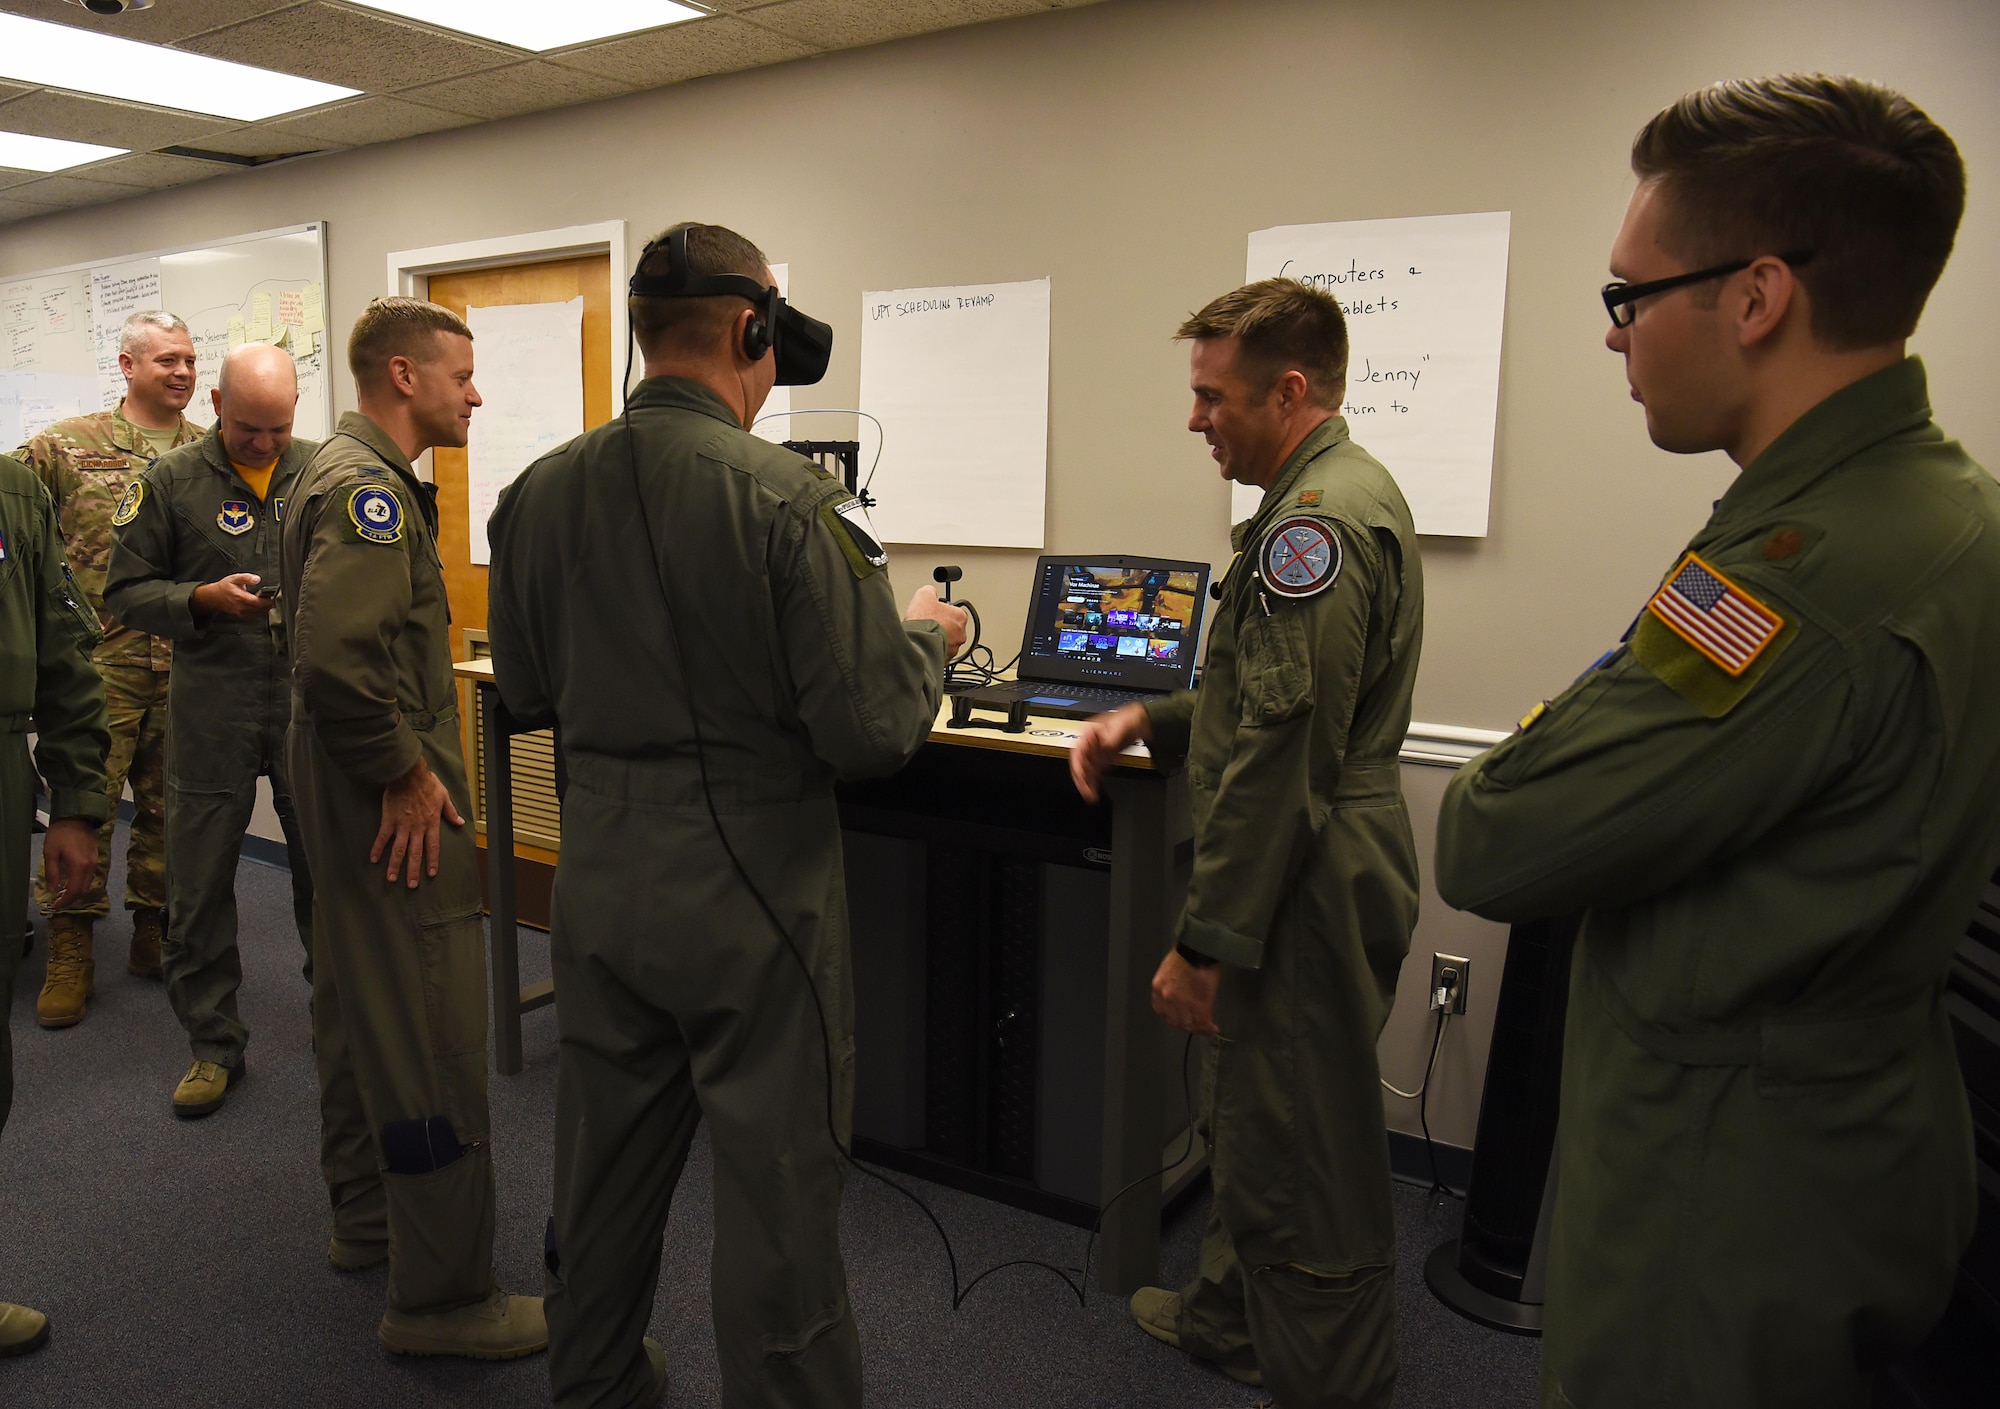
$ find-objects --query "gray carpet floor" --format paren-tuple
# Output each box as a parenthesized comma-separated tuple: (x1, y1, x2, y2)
(1, 827, 1540, 1407)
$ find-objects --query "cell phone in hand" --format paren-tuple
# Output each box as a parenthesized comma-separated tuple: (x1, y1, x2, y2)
(257, 583, 281, 598)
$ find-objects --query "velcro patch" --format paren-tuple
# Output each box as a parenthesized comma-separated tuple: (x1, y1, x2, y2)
(73, 453, 126, 470)
(1257, 515, 1342, 599)
(1644, 552, 1782, 677)
(1630, 553, 1798, 717)
(822, 495, 888, 578)
(346, 485, 403, 545)
(110, 480, 143, 526)
(217, 500, 254, 535)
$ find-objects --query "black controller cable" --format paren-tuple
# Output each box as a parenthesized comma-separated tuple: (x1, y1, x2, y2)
(621, 342, 1206, 1311)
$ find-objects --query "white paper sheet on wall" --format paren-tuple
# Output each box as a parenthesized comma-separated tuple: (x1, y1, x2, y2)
(466, 297, 584, 566)
(0, 370, 95, 447)
(89, 257, 163, 411)
(1241, 212, 1511, 536)
(752, 263, 791, 444)
(858, 277, 1050, 548)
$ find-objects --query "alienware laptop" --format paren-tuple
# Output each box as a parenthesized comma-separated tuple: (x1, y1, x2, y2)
(962, 555, 1211, 720)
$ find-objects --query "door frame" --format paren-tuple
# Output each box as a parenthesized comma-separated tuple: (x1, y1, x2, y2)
(384, 221, 629, 418)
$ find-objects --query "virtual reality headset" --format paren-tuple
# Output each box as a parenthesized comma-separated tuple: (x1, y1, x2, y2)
(628, 227, 833, 387)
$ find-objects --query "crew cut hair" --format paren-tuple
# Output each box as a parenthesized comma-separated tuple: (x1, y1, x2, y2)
(1176, 279, 1350, 409)
(1632, 73, 1965, 350)
(120, 310, 189, 355)
(347, 297, 472, 388)
(630, 221, 771, 360)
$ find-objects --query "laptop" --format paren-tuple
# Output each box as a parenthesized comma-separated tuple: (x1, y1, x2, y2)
(960, 554, 1211, 720)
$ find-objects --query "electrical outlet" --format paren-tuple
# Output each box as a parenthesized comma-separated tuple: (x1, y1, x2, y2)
(1430, 953, 1471, 1014)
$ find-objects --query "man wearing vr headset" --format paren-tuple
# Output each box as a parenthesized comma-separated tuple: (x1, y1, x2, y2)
(486, 223, 965, 1408)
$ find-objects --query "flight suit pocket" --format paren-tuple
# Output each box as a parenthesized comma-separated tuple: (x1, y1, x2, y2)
(1237, 610, 1313, 723)
(414, 911, 487, 1060)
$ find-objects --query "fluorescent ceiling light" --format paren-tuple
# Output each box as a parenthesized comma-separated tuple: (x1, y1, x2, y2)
(0, 15, 358, 123)
(0, 129, 126, 173)
(353, 1, 706, 53)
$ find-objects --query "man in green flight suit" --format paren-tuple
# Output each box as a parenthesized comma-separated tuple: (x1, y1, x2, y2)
(282, 297, 544, 1359)
(0, 451, 109, 1356)
(17, 309, 200, 1025)
(486, 222, 965, 1409)
(1433, 76, 1988, 1409)
(1072, 280, 1425, 1409)
(106, 343, 318, 1119)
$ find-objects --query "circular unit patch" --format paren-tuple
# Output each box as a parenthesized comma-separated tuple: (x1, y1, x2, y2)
(110, 480, 143, 527)
(1258, 515, 1342, 598)
(347, 485, 404, 544)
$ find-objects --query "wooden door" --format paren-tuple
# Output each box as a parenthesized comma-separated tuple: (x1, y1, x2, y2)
(427, 254, 613, 923)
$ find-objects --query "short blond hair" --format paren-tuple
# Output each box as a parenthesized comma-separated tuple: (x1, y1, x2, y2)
(1177, 279, 1349, 408)
(347, 297, 471, 388)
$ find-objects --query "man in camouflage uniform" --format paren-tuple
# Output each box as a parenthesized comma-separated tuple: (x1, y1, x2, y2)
(1072, 281, 1424, 1409)
(16, 309, 200, 1027)
(0, 450, 110, 1355)
(106, 343, 317, 1118)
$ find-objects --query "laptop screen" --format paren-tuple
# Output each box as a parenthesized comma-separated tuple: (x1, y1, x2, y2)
(1020, 555, 1211, 693)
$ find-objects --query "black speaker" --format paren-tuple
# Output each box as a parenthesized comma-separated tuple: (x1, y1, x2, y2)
(1425, 913, 1580, 1335)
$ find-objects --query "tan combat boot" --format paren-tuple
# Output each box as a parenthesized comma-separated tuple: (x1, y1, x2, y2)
(0, 1301, 50, 1358)
(35, 915, 95, 1029)
(128, 906, 165, 980)
(378, 1291, 548, 1360)
(172, 1058, 245, 1119)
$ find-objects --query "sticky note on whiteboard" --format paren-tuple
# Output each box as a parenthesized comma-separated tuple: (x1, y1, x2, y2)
(1241, 212, 1510, 537)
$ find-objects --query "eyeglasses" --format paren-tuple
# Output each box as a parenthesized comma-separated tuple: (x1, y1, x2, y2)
(1601, 251, 1814, 328)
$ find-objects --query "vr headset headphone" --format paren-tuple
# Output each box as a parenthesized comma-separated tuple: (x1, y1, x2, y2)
(628, 227, 834, 387)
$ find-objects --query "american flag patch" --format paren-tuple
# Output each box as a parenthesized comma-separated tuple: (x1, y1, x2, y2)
(1646, 553, 1783, 677)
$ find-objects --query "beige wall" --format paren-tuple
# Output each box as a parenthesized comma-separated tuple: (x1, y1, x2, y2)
(8, 0, 1994, 1148)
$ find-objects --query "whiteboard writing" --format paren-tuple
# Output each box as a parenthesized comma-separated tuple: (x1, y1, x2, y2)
(1241, 212, 1510, 537)
(89, 258, 163, 411)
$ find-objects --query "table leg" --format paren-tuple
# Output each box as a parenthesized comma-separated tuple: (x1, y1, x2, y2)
(480, 681, 524, 1076)
(1097, 773, 1174, 1294)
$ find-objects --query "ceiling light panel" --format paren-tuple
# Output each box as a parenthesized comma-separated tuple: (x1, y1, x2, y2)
(353, 2, 707, 53)
(0, 14, 358, 123)
(0, 130, 127, 173)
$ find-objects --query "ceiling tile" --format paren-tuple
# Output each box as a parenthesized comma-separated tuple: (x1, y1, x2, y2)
(743, 0, 1063, 51)
(0, 87, 237, 151)
(551, 14, 814, 88)
(0, 1, 305, 46)
(0, 191, 60, 227)
(0, 170, 147, 210)
(0, 164, 51, 192)
(400, 59, 634, 121)
(174, 1, 514, 93)
(74, 150, 230, 190)
(171, 124, 346, 160)
(0, 79, 35, 105)
(262, 94, 476, 147)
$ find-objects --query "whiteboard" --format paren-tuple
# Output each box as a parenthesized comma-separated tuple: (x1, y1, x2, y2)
(1240, 212, 1510, 537)
(1, 223, 330, 449)
(858, 277, 1051, 548)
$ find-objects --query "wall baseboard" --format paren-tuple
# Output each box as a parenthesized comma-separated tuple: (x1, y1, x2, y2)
(1389, 1128, 1473, 1196)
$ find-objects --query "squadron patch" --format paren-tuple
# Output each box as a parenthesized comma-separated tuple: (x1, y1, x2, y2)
(1257, 515, 1342, 599)
(110, 481, 143, 527)
(821, 495, 888, 579)
(0, 528, 7, 562)
(217, 500, 255, 535)
(346, 485, 404, 544)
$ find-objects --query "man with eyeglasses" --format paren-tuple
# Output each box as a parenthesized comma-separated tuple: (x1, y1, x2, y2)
(1436, 75, 1993, 1409)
